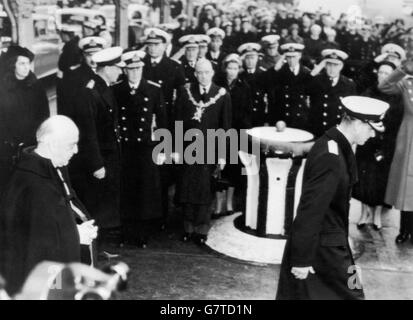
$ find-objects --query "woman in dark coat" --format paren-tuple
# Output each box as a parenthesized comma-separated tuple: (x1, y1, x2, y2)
(213, 54, 252, 218)
(0, 46, 49, 196)
(353, 61, 403, 230)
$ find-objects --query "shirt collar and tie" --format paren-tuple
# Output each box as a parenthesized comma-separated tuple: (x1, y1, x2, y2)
(129, 81, 140, 90)
(330, 76, 339, 87)
(290, 65, 300, 76)
(151, 56, 162, 66)
(199, 83, 212, 101)
(247, 68, 256, 74)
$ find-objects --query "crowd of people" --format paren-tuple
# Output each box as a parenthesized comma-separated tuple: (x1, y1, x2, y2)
(1, 0, 413, 297)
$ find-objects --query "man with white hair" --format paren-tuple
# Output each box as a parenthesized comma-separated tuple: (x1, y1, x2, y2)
(0, 115, 98, 296)
(175, 58, 231, 245)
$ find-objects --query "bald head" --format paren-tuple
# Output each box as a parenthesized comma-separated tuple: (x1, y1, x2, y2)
(36, 116, 79, 167)
(195, 58, 214, 87)
(37, 115, 79, 144)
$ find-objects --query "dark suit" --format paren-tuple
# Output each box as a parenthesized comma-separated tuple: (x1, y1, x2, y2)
(307, 73, 356, 137)
(175, 82, 232, 235)
(69, 74, 121, 230)
(277, 127, 365, 300)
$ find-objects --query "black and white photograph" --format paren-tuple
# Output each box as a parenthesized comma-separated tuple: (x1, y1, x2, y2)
(0, 0, 413, 305)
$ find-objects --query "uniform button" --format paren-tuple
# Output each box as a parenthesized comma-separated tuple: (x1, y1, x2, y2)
(339, 106, 342, 110)
(139, 128, 143, 132)
(409, 89, 413, 94)
(324, 95, 328, 98)
(255, 100, 258, 103)
(122, 117, 126, 120)
(285, 95, 289, 98)
(125, 138, 129, 142)
(256, 92, 260, 96)
(109, 109, 113, 113)
(337, 115, 341, 119)
(143, 108, 148, 112)
(141, 118, 145, 122)
(122, 107, 126, 110)
(323, 112, 327, 116)
(298, 104, 302, 108)
(137, 138, 141, 142)
(286, 113, 290, 116)
(253, 108, 257, 111)
(297, 113, 300, 116)
(323, 103, 328, 107)
(123, 127, 127, 131)
(158, 80, 163, 84)
(286, 104, 289, 107)
(323, 122, 327, 126)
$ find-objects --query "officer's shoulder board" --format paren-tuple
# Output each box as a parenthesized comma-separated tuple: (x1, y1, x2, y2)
(86, 79, 95, 89)
(327, 140, 339, 155)
(147, 80, 161, 88)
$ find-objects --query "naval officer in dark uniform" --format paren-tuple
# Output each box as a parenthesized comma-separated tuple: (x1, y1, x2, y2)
(277, 96, 390, 300)
(57, 36, 106, 119)
(205, 27, 227, 71)
(175, 59, 232, 245)
(267, 42, 312, 130)
(178, 34, 200, 84)
(69, 47, 125, 243)
(307, 49, 357, 137)
(143, 28, 186, 228)
(113, 50, 167, 248)
(238, 42, 269, 127)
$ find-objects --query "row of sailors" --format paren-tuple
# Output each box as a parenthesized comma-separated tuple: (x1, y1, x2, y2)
(59, 27, 408, 139)
(55, 26, 406, 245)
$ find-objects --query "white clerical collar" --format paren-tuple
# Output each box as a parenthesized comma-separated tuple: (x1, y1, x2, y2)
(199, 83, 212, 94)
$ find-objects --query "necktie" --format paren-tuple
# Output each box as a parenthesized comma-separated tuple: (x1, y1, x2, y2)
(201, 87, 208, 102)
(151, 60, 158, 67)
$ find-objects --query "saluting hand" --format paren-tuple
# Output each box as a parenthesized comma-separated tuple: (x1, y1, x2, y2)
(291, 266, 315, 280)
(93, 167, 106, 179)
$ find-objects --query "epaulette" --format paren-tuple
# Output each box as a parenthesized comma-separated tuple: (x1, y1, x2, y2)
(147, 80, 161, 88)
(86, 79, 95, 89)
(259, 66, 267, 72)
(328, 140, 339, 155)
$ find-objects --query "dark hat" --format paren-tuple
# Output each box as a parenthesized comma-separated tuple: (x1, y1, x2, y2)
(4, 45, 35, 61)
